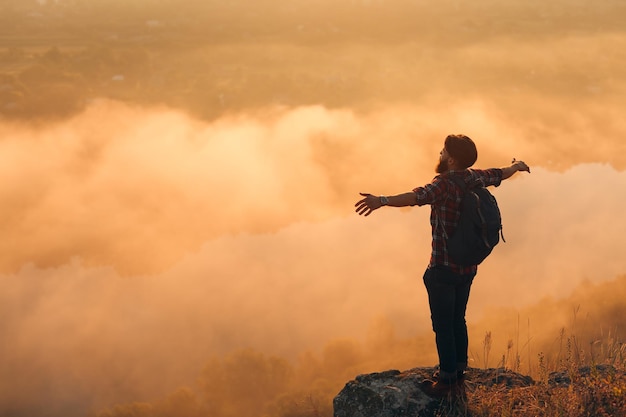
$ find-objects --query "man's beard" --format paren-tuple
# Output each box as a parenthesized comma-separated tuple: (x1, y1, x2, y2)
(436, 158, 448, 173)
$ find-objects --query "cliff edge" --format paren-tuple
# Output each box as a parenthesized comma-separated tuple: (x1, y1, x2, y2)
(333, 365, 621, 417)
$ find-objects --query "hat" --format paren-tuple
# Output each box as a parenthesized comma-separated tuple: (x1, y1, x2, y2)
(445, 134, 477, 169)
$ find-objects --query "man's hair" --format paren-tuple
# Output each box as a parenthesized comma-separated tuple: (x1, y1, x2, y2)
(445, 134, 478, 169)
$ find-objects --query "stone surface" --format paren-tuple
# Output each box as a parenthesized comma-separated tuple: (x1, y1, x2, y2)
(333, 367, 535, 417)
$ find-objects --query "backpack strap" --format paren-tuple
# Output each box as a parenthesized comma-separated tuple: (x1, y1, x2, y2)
(447, 173, 470, 193)
(444, 173, 507, 245)
(447, 173, 493, 248)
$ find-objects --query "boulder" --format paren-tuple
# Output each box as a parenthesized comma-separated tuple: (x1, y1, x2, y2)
(333, 367, 535, 417)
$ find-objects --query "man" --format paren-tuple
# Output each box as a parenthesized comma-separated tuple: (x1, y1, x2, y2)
(354, 134, 530, 397)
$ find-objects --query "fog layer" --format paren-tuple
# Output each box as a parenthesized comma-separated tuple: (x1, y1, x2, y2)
(1, 101, 626, 416)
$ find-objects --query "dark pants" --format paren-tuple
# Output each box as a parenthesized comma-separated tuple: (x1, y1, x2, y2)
(423, 266, 475, 381)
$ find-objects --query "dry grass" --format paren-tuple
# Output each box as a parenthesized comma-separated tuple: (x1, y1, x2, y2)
(463, 369, 626, 417)
(432, 328, 626, 417)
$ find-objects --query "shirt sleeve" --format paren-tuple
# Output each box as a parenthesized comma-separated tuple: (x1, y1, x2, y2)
(471, 168, 503, 187)
(412, 175, 449, 207)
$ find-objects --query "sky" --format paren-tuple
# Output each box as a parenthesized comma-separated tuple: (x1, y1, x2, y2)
(1, 1, 626, 417)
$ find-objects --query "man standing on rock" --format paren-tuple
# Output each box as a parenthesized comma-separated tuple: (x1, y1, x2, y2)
(355, 134, 530, 397)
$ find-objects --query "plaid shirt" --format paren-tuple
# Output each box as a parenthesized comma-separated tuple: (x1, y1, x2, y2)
(413, 168, 503, 275)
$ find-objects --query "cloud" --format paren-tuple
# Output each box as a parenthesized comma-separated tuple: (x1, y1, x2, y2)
(1, 96, 624, 274)
(1, 142, 626, 416)
(1, 81, 625, 416)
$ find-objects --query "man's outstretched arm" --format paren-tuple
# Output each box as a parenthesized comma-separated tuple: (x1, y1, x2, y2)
(501, 159, 531, 180)
(355, 192, 416, 216)
(356, 159, 530, 216)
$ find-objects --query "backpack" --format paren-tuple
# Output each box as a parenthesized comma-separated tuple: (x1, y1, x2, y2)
(444, 175, 504, 266)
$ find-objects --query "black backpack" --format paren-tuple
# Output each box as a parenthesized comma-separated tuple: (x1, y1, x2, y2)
(444, 175, 504, 266)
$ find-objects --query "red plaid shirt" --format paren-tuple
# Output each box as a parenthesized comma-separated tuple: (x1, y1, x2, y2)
(413, 168, 503, 274)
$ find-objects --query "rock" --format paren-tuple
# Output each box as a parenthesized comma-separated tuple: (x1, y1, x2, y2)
(333, 369, 434, 417)
(333, 367, 535, 417)
(548, 364, 617, 387)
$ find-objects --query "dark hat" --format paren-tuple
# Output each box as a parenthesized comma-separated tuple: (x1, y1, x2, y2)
(445, 134, 477, 169)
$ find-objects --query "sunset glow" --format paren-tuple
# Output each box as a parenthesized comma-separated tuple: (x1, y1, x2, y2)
(1, 1, 625, 416)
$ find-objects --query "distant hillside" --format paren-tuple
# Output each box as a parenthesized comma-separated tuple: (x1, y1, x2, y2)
(1, 0, 624, 120)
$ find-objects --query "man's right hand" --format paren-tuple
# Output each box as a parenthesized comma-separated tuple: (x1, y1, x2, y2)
(512, 158, 531, 173)
(355, 193, 382, 216)
(502, 159, 531, 179)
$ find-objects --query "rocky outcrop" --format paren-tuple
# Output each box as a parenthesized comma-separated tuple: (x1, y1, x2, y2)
(333, 367, 534, 417)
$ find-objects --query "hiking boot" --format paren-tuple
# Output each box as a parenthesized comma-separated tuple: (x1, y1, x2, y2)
(456, 370, 466, 386)
(432, 369, 467, 384)
(420, 379, 462, 398)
